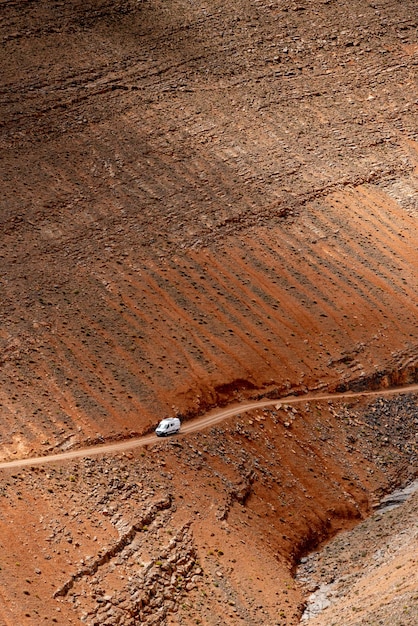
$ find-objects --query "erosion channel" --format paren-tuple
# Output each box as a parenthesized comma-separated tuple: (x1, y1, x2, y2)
(0, 384, 417, 625)
(1, 0, 418, 624)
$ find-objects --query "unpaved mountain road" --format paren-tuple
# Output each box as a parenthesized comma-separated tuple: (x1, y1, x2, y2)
(1, 383, 418, 471)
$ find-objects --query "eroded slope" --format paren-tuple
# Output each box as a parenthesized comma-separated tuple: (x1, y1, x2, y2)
(0, 1, 418, 625)
(0, 393, 416, 625)
(1, 0, 418, 457)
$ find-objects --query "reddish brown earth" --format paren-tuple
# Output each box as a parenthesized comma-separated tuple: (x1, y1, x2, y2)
(0, 0, 417, 624)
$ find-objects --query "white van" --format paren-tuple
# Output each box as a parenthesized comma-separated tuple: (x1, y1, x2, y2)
(155, 417, 181, 437)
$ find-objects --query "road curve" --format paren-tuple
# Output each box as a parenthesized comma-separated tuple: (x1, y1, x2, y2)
(1, 384, 418, 470)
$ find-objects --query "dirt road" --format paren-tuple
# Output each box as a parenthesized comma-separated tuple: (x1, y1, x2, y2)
(1, 383, 417, 470)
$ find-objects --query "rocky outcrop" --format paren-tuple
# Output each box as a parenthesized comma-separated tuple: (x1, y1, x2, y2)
(81, 523, 201, 626)
(54, 495, 173, 599)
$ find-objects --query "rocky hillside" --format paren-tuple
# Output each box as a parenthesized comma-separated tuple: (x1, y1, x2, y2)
(0, 393, 417, 625)
(0, 0, 417, 624)
(297, 484, 418, 626)
(1, 0, 418, 455)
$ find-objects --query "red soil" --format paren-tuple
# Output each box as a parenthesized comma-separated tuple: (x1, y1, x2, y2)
(0, 1, 417, 624)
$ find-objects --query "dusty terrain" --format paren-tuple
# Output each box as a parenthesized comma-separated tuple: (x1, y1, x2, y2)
(296, 482, 418, 626)
(0, 0, 418, 624)
(0, 392, 417, 626)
